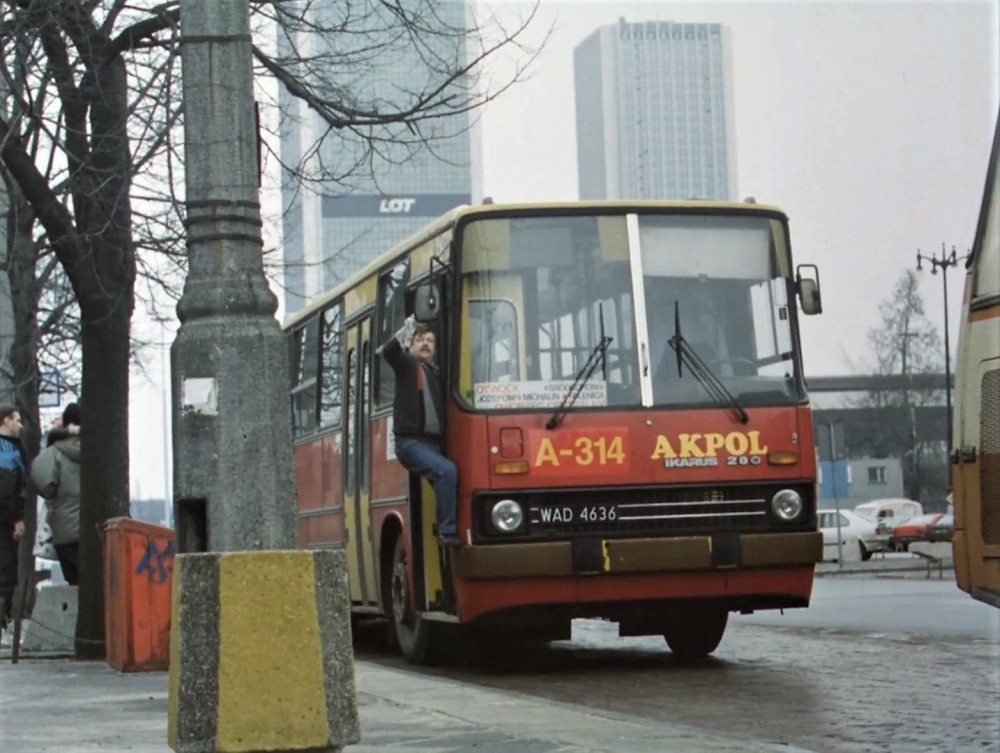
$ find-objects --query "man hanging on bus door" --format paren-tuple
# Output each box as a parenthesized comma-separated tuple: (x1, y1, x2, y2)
(381, 315, 459, 547)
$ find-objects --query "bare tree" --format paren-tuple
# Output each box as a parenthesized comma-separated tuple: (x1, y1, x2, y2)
(0, 0, 543, 657)
(2, 31, 87, 635)
(1, 178, 44, 630)
(852, 269, 947, 501)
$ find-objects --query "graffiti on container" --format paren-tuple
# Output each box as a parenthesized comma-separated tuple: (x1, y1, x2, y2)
(135, 539, 176, 585)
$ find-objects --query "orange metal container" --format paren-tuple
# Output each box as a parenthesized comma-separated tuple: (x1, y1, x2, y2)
(103, 517, 175, 672)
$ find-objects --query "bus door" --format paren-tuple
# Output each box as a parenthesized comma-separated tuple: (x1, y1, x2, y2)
(343, 317, 378, 604)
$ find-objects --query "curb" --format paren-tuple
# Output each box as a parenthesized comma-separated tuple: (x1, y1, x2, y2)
(816, 561, 954, 577)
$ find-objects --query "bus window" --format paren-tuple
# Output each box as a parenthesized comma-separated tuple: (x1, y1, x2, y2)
(575, 296, 634, 386)
(319, 303, 344, 428)
(345, 346, 357, 495)
(375, 260, 410, 408)
(459, 214, 639, 410)
(539, 312, 574, 379)
(291, 318, 320, 437)
(361, 340, 371, 491)
(749, 277, 794, 376)
(971, 142, 998, 302)
(469, 300, 519, 383)
(639, 215, 802, 405)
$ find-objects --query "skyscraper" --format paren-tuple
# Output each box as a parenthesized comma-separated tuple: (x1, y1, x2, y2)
(574, 19, 736, 201)
(279, 1, 481, 315)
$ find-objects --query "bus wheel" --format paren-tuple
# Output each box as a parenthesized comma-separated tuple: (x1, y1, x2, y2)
(389, 536, 436, 665)
(663, 609, 728, 658)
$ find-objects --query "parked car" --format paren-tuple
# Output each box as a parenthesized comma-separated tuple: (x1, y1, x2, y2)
(888, 513, 945, 552)
(925, 514, 955, 543)
(818, 509, 888, 562)
(854, 498, 923, 524)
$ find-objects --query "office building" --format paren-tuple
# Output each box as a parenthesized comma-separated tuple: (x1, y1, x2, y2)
(279, 1, 480, 314)
(574, 19, 737, 201)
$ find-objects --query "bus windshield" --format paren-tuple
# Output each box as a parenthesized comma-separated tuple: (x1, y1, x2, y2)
(457, 211, 805, 412)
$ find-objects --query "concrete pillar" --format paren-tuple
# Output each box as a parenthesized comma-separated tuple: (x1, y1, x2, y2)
(171, 0, 295, 555)
(170, 2, 359, 750)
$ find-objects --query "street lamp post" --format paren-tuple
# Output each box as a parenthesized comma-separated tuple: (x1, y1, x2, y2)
(915, 243, 968, 454)
(827, 421, 844, 569)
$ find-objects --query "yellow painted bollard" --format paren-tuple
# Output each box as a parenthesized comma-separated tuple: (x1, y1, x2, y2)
(168, 550, 359, 752)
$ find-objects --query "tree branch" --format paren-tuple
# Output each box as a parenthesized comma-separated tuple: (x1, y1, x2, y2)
(0, 114, 91, 296)
(108, 2, 179, 59)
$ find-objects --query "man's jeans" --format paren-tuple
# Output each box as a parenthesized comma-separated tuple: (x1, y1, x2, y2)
(394, 436, 458, 537)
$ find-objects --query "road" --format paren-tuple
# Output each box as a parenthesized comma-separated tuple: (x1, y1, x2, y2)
(355, 572, 1000, 753)
(737, 572, 1000, 640)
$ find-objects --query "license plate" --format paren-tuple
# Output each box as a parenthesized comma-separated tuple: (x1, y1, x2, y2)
(531, 505, 619, 525)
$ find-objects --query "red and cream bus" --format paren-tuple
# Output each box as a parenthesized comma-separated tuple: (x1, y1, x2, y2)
(952, 111, 1000, 609)
(284, 200, 825, 663)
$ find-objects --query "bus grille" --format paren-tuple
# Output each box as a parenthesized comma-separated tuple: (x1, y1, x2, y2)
(475, 483, 812, 541)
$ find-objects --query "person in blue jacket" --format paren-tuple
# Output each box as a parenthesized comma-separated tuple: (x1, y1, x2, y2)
(0, 405, 28, 631)
(381, 316, 458, 547)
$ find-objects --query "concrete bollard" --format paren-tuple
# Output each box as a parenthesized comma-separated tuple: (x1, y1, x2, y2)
(168, 550, 359, 752)
(20, 583, 78, 653)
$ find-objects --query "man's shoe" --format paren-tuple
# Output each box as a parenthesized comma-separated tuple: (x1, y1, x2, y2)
(438, 533, 460, 547)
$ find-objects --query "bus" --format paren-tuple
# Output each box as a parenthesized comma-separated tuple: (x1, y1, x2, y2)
(952, 111, 1000, 609)
(284, 199, 825, 663)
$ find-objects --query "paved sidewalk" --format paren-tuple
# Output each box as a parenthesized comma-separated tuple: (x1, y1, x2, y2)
(0, 658, 815, 753)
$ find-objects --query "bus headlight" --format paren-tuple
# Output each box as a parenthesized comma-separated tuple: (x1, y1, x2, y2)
(491, 499, 524, 533)
(771, 489, 803, 521)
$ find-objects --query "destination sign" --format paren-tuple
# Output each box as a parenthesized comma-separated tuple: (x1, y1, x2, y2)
(473, 380, 607, 410)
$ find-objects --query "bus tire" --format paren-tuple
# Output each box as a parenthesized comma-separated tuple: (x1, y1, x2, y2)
(388, 535, 437, 665)
(663, 609, 728, 658)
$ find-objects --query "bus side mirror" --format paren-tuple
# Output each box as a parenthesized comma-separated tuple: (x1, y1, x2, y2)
(414, 283, 441, 322)
(796, 264, 823, 315)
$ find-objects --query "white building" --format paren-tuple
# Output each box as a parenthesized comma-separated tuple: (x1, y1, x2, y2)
(574, 19, 737, 201)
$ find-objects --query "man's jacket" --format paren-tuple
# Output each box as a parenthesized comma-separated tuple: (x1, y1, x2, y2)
(382, 338, 443, 439)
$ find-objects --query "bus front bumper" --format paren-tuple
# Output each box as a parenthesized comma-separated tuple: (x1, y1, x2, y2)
(451, 531, 822, 580)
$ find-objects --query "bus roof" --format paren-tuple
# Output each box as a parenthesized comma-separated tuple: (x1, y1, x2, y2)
(281, 198, 787, 331)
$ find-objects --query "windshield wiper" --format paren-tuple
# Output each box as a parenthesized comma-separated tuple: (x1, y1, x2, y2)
(546, 334, 613, 430)
(599, 301, 608, 382)
(667, 301, 749, 424)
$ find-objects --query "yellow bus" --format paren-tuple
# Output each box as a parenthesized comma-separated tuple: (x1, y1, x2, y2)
(952, 110, 1000, 608)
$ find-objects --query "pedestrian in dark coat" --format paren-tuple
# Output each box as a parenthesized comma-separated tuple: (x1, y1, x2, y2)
(0, 405, 28, 630)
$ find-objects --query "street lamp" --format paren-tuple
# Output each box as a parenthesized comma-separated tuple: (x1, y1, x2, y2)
(915, 243, 969, 454)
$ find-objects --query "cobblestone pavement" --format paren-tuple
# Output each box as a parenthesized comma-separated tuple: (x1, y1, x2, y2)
(563, 620, 998, 753)
(356, 583, 999, 753)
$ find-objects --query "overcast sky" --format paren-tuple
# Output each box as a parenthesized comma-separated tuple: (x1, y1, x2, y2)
(476, 0, 999, 373)
(125, 0, 1000, 502)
